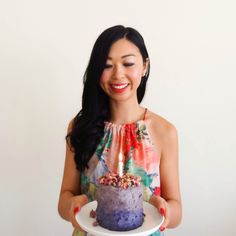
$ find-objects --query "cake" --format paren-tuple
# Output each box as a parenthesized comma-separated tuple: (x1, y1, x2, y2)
(95, 172, 144, 231)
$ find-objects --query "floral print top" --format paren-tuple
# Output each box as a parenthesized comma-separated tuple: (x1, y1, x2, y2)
(73, 109, 163, 236)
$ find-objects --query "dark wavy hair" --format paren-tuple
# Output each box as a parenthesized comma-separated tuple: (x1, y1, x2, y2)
(66, 25, 150, 172)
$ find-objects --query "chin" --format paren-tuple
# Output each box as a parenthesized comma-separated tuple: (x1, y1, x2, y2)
(110, 93, 135, 103)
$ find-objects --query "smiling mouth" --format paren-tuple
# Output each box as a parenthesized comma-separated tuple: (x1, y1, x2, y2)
(110, 83, 129, 93)
(110, 83, 129, 89)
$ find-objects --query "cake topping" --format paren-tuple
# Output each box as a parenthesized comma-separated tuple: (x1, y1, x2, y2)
(98, 172, 141, 189)
(89, 209, 96, 218)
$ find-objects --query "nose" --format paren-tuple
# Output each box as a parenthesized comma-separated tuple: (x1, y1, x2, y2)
(112, 65, 124, 80)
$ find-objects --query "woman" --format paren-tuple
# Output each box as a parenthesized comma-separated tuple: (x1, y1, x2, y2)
(58, 25, 182, 236)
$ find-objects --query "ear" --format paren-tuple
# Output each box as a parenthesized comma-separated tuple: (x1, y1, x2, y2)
(142, 58, 149, 77)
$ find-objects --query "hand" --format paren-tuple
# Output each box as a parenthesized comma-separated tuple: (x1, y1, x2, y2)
(68, 194, 88, 231)
(149, 195, 170, 232)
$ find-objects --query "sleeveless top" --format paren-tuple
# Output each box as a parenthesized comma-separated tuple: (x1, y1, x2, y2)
(73, 108, 163, 236)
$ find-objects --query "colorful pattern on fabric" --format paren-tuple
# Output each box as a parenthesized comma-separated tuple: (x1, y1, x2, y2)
(73, 119, 163, 236)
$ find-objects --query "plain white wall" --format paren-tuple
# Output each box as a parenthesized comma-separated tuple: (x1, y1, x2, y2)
(1, 0, 236, 235)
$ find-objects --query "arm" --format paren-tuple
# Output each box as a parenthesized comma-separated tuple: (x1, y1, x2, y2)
(150, 123, 182, 230)
(58, 120, 88, 228)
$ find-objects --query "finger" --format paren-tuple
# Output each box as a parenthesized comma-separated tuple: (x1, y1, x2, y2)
(149, 195, 165, 211)
(157, 200, 166, 217)
(70, 195, 89, 231)
(70, 194, 89, 220)
(149, 195, 162, 207)
(79, 194, 89, 207)
(149, 195, 169, 232)
(159, 201, 170, 232)
(72, 205, 85, 231)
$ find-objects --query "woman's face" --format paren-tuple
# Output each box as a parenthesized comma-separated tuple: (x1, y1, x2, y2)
(100, 38, 148, 102)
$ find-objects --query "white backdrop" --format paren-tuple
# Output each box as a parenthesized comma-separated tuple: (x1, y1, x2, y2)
(1, 0, 236, 235)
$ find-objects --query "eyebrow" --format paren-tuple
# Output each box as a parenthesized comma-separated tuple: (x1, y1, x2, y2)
(107, 54, 136, 60)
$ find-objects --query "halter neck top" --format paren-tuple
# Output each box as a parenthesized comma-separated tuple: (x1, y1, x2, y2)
(80, 108, 161, 201)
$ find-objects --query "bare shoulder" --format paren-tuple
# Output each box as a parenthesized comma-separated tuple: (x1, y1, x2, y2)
(67, 118, 74, 133)
(66, 118, 75, 150)
(146, 109, 178, 145)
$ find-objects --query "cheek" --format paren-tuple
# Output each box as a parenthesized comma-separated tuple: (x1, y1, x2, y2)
(128, 68, 142, 80)
(100, 71, 109, 84)
(99, 72, 110, 91)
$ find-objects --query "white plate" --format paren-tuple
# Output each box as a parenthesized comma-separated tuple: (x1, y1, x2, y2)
(76, 201, 164, 236)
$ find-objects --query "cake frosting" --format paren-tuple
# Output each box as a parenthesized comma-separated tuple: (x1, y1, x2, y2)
(96, 172, 144, 231)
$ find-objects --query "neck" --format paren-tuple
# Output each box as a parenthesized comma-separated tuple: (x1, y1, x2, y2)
(108, 98, 145, 124)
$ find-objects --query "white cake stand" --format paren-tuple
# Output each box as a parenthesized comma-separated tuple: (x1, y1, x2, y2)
(76, 201, 164, 236)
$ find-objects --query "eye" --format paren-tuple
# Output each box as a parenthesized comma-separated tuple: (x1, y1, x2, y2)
(124, 63, 134, 67)
(104, 64, 112, 69)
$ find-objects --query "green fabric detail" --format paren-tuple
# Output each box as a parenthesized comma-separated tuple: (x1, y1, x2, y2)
(125, 157, 152, 187)
(95, 130, 113, 158)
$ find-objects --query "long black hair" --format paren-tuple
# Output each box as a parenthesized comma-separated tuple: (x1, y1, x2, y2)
(66, 25, 150, 172)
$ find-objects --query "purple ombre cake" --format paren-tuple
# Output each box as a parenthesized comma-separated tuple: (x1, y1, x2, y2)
(96, 173, 144, 231)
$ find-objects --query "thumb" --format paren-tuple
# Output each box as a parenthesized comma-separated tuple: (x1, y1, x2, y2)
(71, 195, 89, 230)
(149, 195, 168, 232)
(78, 194, 89, 207)
(149, 195, 166, 216)
(72, 194, 89, 215)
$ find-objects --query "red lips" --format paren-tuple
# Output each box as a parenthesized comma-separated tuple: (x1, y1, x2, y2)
(110, 83, 129, 93)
